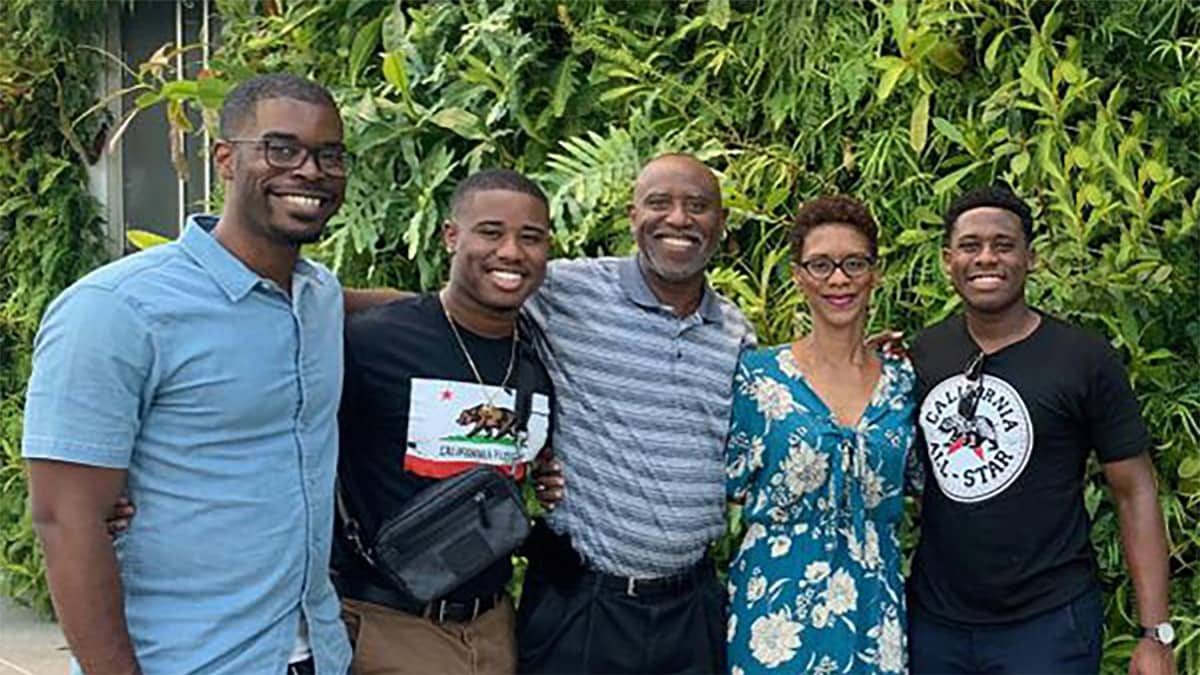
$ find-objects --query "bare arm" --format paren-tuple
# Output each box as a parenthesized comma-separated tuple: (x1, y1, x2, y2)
(343, 288, 409, 315)
(1103, 452, 1175, 675)
(29, 459, 140, 675)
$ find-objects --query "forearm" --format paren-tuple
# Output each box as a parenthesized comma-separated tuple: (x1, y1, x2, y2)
(1115, 487, 1171, 626)
(37, 519, 139, 674)
(343, 287, 408, 315)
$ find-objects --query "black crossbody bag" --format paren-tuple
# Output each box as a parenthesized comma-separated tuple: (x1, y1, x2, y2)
(336, 337, 538, 604)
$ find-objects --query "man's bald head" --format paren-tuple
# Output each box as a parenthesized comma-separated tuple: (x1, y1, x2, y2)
(633, 153, 721, 203)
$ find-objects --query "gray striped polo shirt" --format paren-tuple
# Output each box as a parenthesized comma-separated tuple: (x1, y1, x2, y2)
(524, 255, 756, 577)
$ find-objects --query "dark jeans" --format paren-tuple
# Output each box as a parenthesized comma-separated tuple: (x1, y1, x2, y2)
(516, 559, 726, 674)
(909, 585, 1104, 674)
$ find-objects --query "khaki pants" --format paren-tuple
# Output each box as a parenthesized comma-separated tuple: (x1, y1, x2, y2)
(341, 596, 517, 675)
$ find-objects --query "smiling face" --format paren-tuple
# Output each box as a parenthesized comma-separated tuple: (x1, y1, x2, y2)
(214, 97, 346, 246)
(793, 223, 878, 329)
(943, 206, 1033, 314)
(444, 189, 550, 316)
(629, 156, 725, 286)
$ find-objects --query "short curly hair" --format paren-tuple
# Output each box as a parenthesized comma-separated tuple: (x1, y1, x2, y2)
(789, 195, 878, 264)
(944, 185, 1033, 244)
(219, 73, 337, 138)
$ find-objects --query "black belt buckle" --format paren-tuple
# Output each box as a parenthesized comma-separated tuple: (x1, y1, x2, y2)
(424, 593, 496, 624)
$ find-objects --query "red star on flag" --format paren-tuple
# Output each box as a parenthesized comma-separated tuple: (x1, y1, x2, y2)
(440, 388, 454, 401)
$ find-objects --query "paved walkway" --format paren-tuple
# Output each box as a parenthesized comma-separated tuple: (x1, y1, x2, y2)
(0, 598, 67, 675)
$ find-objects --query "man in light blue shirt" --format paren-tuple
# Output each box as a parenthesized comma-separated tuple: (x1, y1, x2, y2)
(22, 73, 352, 675)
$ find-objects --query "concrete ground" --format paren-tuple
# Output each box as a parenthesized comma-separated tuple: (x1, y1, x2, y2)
(0, 598, 67, 675)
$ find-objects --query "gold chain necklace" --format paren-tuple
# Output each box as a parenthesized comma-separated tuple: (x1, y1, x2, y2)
(439, 291, 518, 413)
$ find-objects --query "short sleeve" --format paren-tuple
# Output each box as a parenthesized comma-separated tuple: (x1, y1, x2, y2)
(725, 353, 766, 503)
(22, 285, 158, 468)
(1085, 342, 1151, 463)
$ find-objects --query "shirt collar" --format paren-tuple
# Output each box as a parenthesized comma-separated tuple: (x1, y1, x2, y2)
(180, 215, 325, 303)
(616, 254, 723, 323)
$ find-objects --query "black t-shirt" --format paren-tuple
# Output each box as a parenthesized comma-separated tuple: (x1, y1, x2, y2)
(909, 312, 1149, 625)
(335, 294, 554, 601)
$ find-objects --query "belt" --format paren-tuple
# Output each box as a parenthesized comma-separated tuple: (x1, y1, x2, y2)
(582, 559, 712, 598)
(336, 575, 499, 624)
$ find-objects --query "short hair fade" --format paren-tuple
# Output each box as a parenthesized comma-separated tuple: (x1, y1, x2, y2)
(219, 73, 337, 138)
(944, 185, 1034, 244)
(450, 168, 549, 215)
(789, 195, 878, 263)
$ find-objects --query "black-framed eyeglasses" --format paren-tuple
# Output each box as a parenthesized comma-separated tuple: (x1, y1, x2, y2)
(224, 138, 352, 177)
(958, 351, 986, 420)
(797, 255, 876, 280)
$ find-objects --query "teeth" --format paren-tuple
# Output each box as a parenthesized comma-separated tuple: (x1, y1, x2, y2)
(660, 236, 695, 249)
(490, 271, 522, 282)
(281, 195, 322, 208)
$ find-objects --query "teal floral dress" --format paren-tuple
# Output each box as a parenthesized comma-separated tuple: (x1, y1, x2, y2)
(725, 345, 916, 675)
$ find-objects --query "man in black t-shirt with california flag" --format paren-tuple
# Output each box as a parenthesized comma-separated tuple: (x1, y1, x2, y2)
(335, 169, 555, 674)
(908, 186, 1175, 675)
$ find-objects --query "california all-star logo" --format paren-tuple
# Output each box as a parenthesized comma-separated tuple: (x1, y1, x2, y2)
(919, 373, 1034, 503)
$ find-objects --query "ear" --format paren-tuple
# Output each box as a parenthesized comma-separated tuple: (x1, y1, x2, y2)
(940, 246, 953, 277)
(442, 219, 458, 254)
(1026, 246, 1038, 271)
(213, 140, 235, 181)
(627, 203, 638, 234)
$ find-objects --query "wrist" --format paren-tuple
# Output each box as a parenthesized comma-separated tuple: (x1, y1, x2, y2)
(1140, 621, 1175, 646)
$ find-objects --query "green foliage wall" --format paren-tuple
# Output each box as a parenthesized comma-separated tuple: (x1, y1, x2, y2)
(1, 1, 1197, 672)
(206, 1, 1198, 671)
(0, 0, 109, 613)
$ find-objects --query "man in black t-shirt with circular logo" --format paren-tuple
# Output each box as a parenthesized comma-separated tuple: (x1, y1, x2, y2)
(908, 186, 1176, 674)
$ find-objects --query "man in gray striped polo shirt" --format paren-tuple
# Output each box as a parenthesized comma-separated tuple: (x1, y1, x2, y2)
(517, 154, 755, 674)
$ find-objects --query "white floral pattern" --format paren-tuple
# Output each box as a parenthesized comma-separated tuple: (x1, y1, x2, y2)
(726, 345, 916, 675)
(748, 611, 803, 668)
(750, 376, 796, 421)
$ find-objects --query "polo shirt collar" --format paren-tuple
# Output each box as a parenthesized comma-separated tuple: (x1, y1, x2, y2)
(180, 215, 325, 303)
(617, 254, 723, 323)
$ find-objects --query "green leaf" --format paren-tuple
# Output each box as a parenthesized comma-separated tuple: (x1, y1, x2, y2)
(932, 117, 966, 148)
(126, 229, 173, 250)
(928, 39, 966, 75)
(875, 57, 907, 102)
(549, 55, 579, 119)
(1011, 150, 1030, 175)
(909, 92, 930, 153)
(889, 0, 909, 43)
(381, 51, 410, 98)
(984, 30, 1005, 71)
(706, 0, 731, 31)
(430, 107, 486, 140)
(934, 160, 984, 195)
(195, 77, 231, 110)
(160, 80, 198, 100)
(135, 91, 164, 109)
(36, 159, 71, 195)
(381, 1, 408, 53)
(348, 16, 384, 87)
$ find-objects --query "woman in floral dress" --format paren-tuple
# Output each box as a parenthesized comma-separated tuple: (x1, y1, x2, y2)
(725, 196, 916, 674)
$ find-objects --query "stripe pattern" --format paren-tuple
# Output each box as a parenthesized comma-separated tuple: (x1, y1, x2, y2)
(525, 256, 755, 576)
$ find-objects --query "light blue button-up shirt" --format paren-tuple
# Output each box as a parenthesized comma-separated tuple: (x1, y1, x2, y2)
(23, 216, 351, 674)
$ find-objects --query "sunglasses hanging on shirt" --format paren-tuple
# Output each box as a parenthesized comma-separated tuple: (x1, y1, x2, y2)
(958, 351, 986, 421)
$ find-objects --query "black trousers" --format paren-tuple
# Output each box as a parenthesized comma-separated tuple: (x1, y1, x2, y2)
(516, 558, 727, 674)
(909, 585, 1104, 674)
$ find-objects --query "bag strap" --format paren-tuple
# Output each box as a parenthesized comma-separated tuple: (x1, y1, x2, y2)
(511, 318, 542, 468)
(335, 477, 375, 567)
